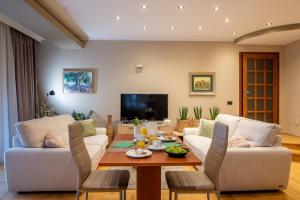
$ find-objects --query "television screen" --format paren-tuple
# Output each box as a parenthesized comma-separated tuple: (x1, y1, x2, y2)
(121, 94, 168, 121)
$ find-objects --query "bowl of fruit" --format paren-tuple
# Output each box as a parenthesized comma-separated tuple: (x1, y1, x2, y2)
(164, 146, 189, 158)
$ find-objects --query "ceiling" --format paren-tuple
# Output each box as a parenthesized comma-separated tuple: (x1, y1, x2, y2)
(1, 0, 300, 48)
(55, 0, 300, 43)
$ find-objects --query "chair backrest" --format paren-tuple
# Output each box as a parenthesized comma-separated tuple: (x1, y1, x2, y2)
(68, 122, 91, 189)
(204, 121, 228, 190)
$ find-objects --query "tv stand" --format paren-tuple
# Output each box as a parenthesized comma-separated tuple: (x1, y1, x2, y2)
(117, 123, 173, 134)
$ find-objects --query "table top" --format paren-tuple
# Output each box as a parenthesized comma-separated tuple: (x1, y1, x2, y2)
(99, 134, 202, 167)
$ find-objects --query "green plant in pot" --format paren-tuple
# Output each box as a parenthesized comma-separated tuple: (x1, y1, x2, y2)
(209, 107, 220, 120)
(176, 106, 191, 132)
(192, 106, 202, 127)
(133, 117, 142, 140)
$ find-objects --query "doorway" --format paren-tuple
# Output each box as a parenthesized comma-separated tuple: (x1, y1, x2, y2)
(239, 52, 279, 123)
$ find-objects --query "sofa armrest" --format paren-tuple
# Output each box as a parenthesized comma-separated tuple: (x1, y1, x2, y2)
(4, 147, 77, 192)
(183, 127, 200, 136)
(219, 146, 292, 191)
(96, 127, 107, 135)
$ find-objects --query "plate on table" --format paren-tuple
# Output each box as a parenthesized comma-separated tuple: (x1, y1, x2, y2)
(158, 136, 177, 142)
(126, 149, 152, 158)
(148, 145, 166, 151)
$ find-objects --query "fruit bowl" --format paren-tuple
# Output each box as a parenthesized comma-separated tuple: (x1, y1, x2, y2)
(164, 146, 189, 158)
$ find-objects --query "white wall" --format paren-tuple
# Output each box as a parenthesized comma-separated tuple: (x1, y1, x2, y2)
(282, 39, 300, 136)
(36, 41, 284, 127)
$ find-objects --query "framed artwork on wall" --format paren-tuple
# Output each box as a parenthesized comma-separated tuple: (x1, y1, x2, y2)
(63, 68, 97, 93)
(189, 72, 216, 95)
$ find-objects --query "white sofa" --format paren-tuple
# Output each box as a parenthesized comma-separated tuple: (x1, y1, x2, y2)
(4, 115, 108, 192)
(183, 114, 292, 192)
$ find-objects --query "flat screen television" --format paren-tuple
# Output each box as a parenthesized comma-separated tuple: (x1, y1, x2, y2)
(121, 94, 168, 121)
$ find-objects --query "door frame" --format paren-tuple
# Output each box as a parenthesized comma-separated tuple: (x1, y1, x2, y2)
(239, 52, 280, 123)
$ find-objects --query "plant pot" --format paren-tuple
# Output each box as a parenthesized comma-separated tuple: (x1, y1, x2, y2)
(176, 119, 191, 132)
(191, 119, 200, 127)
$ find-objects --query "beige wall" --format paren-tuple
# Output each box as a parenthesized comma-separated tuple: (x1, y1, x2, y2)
(282, 39, 300, 136)
(36, 41, 285, 128)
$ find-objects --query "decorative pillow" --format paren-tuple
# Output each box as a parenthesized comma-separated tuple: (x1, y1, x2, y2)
(199, 119, 215, 138)
(215, 114, 241, 138)
(80, 119, 97, 137)
(228, 134, 251, 148)
(43, 132, 65, 148)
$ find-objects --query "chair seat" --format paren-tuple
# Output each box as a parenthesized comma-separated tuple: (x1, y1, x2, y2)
(165, 171, 215, 191)
(82, 170, 130, 190)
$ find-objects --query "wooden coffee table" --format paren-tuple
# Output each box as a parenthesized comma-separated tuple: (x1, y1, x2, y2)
(99, 134, 202, 200)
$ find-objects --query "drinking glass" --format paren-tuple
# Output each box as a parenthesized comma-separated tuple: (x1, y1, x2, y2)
(136, 134, 145, 148)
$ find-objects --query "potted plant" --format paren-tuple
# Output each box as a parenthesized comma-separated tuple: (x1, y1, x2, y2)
(176, 106, 191, 132)
(209, 107, 220, 120)
(192, 106, 202, 127)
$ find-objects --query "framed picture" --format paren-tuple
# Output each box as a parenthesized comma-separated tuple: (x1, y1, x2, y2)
(63, 68, 97, 93)
(189, 72, 216, 95)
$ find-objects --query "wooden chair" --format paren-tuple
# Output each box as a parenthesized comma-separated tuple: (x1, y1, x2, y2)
(68, 122, 130, 200)
(165, 122, 229, 200)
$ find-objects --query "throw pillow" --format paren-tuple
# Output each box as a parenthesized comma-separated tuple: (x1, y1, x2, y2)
(80, 119, 97, 137)
(199, 119, 215, 138)
(43, 132, 65, 148)
(228, 134, 251, 148)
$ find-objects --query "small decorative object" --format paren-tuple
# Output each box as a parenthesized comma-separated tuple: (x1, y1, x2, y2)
(189, 72, 216, 95)
(133, 117, 142, 140)
(106, 115, 114, 145)
(40, 89, 56, 117)
(209, 107, 220, 120)
(176, 106, 191, 132)
(192, 106, 202, 127)
(71, 110, 93, 121)
(63, 68, 97, 93)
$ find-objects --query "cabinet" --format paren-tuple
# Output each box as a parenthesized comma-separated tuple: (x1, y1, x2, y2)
(117, 123, 173, 134)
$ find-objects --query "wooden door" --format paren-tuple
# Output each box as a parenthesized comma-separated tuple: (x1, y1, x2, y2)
(240, 53, 279, 123)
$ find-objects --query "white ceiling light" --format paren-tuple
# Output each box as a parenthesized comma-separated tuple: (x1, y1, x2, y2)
(225, 18, 229, 23)
(170, 26, 175, 30)
(198, 26, 203, 31)
(142, 25, 147, 30)
(266, 22, 272, 26)
(115, 16, 121, 21)
(232, 32, 237, 35)
(141, 4, 147, 9)
(178, 5, 185, 10)
(213, 6, 219, 11)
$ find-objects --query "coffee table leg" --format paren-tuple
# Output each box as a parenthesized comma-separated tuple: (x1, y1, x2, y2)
(136, 166, 161, 200)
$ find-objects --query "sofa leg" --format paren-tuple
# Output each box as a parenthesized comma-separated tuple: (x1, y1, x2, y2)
(216, 191, 221, 200)
(76, 191, 80, 200)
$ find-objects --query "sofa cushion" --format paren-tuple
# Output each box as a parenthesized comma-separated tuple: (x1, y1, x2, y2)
(15, 117, 55, 148)
(43, 132, 65, 148)
(86, 144, 104, 170)
(80, 119, 97, 137)
(215, 114, 241, 138)
(84, 135, 108, 148)
(233, 118, 280, 147)
(199, 119, 215, 138)
(228, 134, 252, 148)
(51, 115, 75, 134)
(184, 135, 211, 159)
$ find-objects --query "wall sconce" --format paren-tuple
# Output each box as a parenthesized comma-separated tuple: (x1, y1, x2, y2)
(135, 64, 144, 74)
(47, 90, 55, 97)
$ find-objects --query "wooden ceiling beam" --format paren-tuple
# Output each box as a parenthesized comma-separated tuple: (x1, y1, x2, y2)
(24, 0, 86, 48)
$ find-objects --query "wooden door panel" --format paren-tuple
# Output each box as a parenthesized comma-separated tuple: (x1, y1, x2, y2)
(240, 53, 279, 123)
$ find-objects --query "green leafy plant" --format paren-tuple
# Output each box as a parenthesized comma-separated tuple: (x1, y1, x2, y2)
(193, 106, 202, 120)
(179, 106, 189, 120)
(133, 117, 142, 126)
(71, 110, 93, 121)
(209, 107, 220, 120)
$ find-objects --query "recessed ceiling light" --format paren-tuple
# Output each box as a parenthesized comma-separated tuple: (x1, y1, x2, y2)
(232, 32, 237, 35)
(266, 22, 272, 26)
(170, 26, 175, 30)
(141, 4, 147, 9)
(198, 26, 203, 31)
(225, 18, 229, 23)
(115, 16, 121, 21)
(178, 5, 184, 10)
(142, 25, 147, 30)
(213, 6, 219, 11)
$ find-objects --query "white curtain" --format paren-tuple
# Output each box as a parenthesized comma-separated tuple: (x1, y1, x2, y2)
(0, 22, 18, 162)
